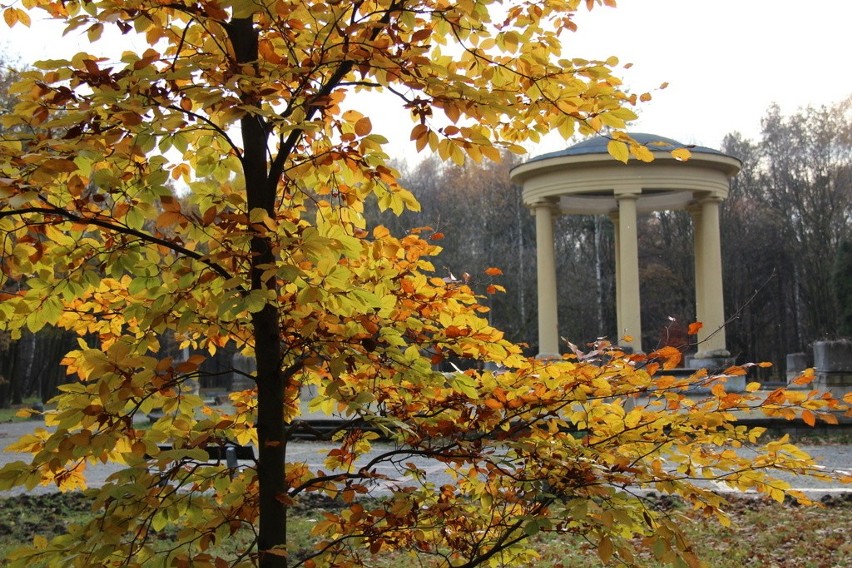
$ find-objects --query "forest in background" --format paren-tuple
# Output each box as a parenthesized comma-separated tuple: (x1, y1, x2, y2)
(1, 50, 850, 405)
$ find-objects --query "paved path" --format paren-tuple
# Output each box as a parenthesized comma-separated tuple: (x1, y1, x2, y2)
(2, 420, 850, 499)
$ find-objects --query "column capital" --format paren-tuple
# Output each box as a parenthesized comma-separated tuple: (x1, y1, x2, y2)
(692, 193, 725, 207)
(614, 186, 642, 199)
(529, 197, 559, 212)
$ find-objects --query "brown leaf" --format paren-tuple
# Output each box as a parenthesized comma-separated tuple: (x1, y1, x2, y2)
(354, 116, 372, 137)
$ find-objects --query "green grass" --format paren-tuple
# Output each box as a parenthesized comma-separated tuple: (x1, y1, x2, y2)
(0, 398, 46, 423)
(0, 493, 94, 562)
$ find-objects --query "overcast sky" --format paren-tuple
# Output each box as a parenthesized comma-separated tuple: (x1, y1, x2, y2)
(2, 0, 850, 163)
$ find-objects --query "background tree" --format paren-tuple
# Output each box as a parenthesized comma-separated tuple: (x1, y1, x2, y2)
(0, 3, 848, 568)
(758, 100, 852, 341)
(717, 99, 852, 373)
(382, 154, 541, 349)
(0, 50, 79, 407)
(636, 210, 694, 351)
(834, 239, 852, 339)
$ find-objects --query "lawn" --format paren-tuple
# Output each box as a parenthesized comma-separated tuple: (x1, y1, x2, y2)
(1, 491, 849, 567)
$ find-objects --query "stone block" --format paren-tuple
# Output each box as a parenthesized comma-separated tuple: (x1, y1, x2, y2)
(786, 352, 810, 388)
(813, 340, 852, 373)
(684, 353, 744, 392)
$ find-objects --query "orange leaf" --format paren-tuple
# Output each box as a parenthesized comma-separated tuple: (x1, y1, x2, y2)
(687, 322, 703, 335)
(354, 117, 372, 137)
(485, 267, 503, 276)
(792, 371, 815, 385)
(820, 412, 839, 425)
(723, 366, 747, 376)
(430, 232, 444, 240)
(445, 325, 468, 338)
(654, 374, 673, 388)
(3, 8, 18, 27)
(801, 409, 816, 428)
(155, 210, 184, 229)
(410, 124, 428, 141)
(649, 345, 682, 370)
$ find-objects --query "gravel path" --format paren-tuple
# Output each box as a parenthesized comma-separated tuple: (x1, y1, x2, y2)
(2, 420, 850, 499)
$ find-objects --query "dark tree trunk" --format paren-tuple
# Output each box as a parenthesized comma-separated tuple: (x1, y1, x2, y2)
(226, 17, 288, 568)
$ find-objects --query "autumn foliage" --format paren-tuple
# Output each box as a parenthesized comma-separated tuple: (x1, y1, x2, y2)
(0, 0, 850, 567)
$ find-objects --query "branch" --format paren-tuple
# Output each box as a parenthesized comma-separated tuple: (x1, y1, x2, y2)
(267, 0, 407, 191)
(0, 206, 244, 294)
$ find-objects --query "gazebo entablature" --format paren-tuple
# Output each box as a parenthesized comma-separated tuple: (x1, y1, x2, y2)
(514, 151, 740, 215)
(510, 134, 742, 360)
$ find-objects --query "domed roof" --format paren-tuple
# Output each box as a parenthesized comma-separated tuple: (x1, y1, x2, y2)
(529, 132, 726, 162)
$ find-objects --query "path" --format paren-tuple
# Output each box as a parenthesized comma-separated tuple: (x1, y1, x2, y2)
(2, 420, 850, 499)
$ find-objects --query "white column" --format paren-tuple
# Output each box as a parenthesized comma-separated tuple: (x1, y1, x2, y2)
(615, 191, 642, 353)
(692, 197, 728, 356)
(534, 200, 560, 357)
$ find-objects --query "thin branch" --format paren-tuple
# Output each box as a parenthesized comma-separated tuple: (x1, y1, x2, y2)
(0, 206, 244, 294)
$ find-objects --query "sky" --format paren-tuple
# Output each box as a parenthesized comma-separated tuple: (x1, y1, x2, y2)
(2, 0, 850, 163)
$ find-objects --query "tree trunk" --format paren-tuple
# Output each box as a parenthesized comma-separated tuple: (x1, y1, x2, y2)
(226, 17, 288, 568)
(594, 215, 605, 338)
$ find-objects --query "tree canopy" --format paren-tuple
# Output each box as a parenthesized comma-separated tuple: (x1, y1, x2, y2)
(0, 1, 849, 567)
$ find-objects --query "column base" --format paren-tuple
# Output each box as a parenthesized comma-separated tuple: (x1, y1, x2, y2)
(815, 372, 852, 399)
(536, 352, 562, 361)
(684, 351, 744, 392)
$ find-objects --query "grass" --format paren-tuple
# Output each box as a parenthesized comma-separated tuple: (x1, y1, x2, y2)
(1, 492, 849, 567)
(0, 398, 46, 423)
(0, 492, 94, 562)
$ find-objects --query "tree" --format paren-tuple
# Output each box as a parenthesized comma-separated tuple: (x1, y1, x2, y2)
(0, 2, 848, 568)
(833, 239, 852, 339)
(385, 153, 540, 349)
(758, 99, 852, 342)
(0, 50, 79, 407)
(716, 100, 852, 373)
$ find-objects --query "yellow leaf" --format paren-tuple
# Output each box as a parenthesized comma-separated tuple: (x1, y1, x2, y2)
(671, 147, 691, 161)
(630, 144, 654, 162)
(607, 139, 629, 163)
(745, 382, 760, 392)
